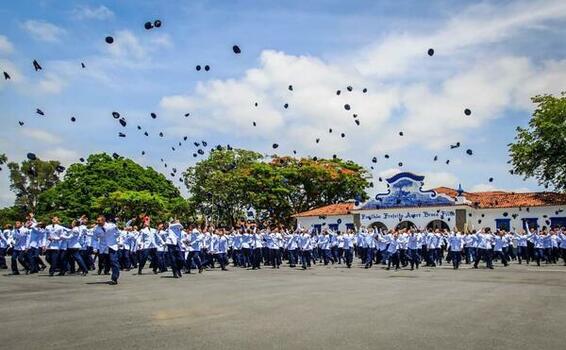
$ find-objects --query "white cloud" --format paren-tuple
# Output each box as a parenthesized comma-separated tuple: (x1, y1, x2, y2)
(21, 128, 61, 144)
(41, 147, 79, 164)
(21, 20, 66, 43)
(0, 35, 14, 54)
(72, 5, 114, 20)
(470, 184, 533, 193)
(37, 73, 65, 94)
(422, 172, 459, 189)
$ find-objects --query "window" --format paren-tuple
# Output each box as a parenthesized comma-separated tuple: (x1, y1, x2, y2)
(495, 219, 510, 231)
(328, 224, 339, 231)
(312, 224, 321, 234)
(521, 218, 538, 230)
(550, 217, 566, 229)
(345, 223, 355, 231)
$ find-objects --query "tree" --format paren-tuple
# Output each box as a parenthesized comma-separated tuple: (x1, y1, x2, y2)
(7, 158, 62, 213)
(509, 93, 566, 192)
(183, 148, 371, 226)
(183, 148, 263, 226)
(92, 190, 167, 223)
(37, 153, 182, 223)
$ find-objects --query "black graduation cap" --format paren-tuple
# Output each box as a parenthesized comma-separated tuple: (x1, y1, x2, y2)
(196, 65, 201, 71)
(141, 151, 145, 155)
(336, 90, 341, 95)
(446, 159, 450, 164)
(105, 36, 114, 44)
(164, 163, 168, 168)
(399, 131, 403, 136)
(332, 154, 337, 159)
(137, 125, 141, 130)
(253, 121, 256, 126)
(489, 177, 494, 182)
(288, 85, 293, 91)
(18, 121, 24, 126)
(118, 132, 126, 138)
(119, 118, 127, 127)
(179, 177, 183, 182)
(112, 111, 120, 119)
(178, 141, 182, 146)
(272, 143, 279, 149)
(183, 136, 188, 141)
(184, 112, 190, 117)
(197, 149, 205, 155)
(398, 162, 403, 167)
(313, 156, 318, 161)
(433, 155, 438, 161)
(33, 59, 42, 71)
(36, 108, 44, 116)
(144, 131, 149, 136)
(378, 177, 383, 182)
(144, 21, 153, 30)
(159, 132, 164, 137)
(79, 157, 85, 162)
(362, 88, 367, 93)
(27, 153, 37, 161)
(347, 86, 353, 92)
(384, 154, 389, 159)
(112, 153, 120, 159)
(344, 104, 351, 110)
(151, 112, 157, 119)
(194, 141, 200, 147)
(71, 116, 76, 122)
(227, 145, 233, 150)
(171, 147, 175, 151)
(293, 150, 297, 154)
(254, 102, 258, 107)
(341, 133, 345, 138)
(464, 108, 471, 116)
(316, 138, 320, 144)
(283, 103, 289, 109)
(427, 48, 434, 56)
(232, 45, 241, 54)
(193, 153, 197, 157)
(354, 119, 360, 126)
(204, 65, 210, 71)
(55, 165, 65, 173)
(154, 20, 162, 28)
(3, 71, 10, 80)
(466, 149, 473, 155)
(477, 219, 482, 224)
(329, 128, 332, 133)
(81, 62, 86, 68)
(372, 157, 377, 163)
(450, 142, 460, 149)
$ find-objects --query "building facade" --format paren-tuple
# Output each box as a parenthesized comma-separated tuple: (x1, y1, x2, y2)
(294, 172, 566, 232)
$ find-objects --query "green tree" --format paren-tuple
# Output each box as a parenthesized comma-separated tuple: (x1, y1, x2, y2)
(183, 148, 370, 226)
(183, 148, 263, 226)
(7, 158, 62, 213)
(37, 153, 182, 222)
(92, 190, 167, 223)
(509, 93, 566, 191)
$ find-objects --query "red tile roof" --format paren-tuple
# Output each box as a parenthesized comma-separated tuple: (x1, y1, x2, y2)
(293, 202, 354, 217)
(434, 187, 566, 209)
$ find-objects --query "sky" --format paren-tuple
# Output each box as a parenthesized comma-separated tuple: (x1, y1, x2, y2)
(1, 0, 565, 208)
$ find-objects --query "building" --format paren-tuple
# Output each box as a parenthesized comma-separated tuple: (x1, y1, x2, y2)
(294, 172, 566, 232)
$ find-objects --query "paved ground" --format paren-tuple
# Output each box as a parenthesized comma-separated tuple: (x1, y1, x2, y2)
(1, 262, 565, 350)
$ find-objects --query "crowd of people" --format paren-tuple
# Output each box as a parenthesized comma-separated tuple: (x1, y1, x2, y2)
(1, 213, 565, 285)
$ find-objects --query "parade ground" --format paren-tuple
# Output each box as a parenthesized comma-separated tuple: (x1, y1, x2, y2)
(1, 264, 565, 350)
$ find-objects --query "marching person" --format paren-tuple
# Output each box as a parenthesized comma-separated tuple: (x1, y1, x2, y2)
(92, 215, 121, 285)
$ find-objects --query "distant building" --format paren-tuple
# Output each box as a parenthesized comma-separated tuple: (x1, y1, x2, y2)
(294, 172, 566, 232)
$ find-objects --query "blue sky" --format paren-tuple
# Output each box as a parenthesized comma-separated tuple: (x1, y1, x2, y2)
(1, 0, 565, 207)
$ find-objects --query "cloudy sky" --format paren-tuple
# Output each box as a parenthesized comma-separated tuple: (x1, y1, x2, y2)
(1, 0, 565, 207)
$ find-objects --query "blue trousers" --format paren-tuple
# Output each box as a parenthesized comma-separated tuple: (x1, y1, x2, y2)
(46, 249, 61, 275)
(343, 248, 353, 267)
(408, 248, 420, 268)
(0, 247, 7, 268)
(11, 250, 28, 273)
(365, 248, 374, 267)
(287, 249, 297, 267)
(167, 245, 184, 276)
(108, 248, 120, 282)
(300, 250, 312, 268)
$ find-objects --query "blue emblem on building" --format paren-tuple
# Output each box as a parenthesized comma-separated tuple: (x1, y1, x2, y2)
(358, 172, 454, 209)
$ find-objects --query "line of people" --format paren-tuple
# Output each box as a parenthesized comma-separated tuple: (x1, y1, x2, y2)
(2, 213, 566, 285)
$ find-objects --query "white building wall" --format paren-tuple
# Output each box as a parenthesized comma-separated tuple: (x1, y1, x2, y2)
(297, 205, 565, 232)
(297, 215, 354, 232)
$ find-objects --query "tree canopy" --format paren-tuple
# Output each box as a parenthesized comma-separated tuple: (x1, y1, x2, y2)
(36, 153, 185, 223)
(509, 93, 566, 192)
(7, 158, 62, 213)
(183, 148, 370, 226)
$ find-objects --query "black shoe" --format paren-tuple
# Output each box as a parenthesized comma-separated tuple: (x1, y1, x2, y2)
(97, 269, 102, 275)
(108, 280, 118, 285)
(81, 271, 88, 276)
(11, 272, 20, 275)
